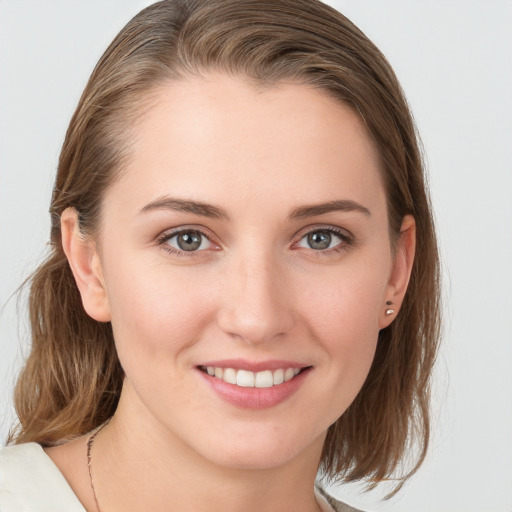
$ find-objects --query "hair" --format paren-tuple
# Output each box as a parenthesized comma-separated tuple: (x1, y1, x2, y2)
(9, 0, 441, 495)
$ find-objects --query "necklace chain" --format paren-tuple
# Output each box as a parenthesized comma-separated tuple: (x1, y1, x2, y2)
(86, 422, 109, 512)
(86, 420, 324, 512)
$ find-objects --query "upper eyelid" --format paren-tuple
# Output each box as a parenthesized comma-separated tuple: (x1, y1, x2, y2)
(155, 223, 353, 249)
(295, 224, 353, 240)
(157, 225, 217, 243)
(291, 225, 355, 254)
(156, 227, 218, 257)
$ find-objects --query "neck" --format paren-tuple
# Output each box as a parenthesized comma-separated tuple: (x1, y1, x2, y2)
(92, 382, 326, 512)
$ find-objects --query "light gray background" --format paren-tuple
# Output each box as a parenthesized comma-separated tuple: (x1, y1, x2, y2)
(1, 1, 511, 511)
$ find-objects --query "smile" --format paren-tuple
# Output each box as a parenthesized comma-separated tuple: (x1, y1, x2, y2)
(199, 366, 303, 388)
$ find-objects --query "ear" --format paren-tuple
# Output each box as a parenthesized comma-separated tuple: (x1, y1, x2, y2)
(379, 214, 416, 329)
(61, 207, 111, 322)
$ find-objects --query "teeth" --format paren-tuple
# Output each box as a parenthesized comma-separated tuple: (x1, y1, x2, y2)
(284, 368, 295, 382)
(223, 368, 237, 385)
(273, 369, 284, 385)
(204, 366, 303, 388)
(254, 370, 273, 388)
(236, 370, 255, 387)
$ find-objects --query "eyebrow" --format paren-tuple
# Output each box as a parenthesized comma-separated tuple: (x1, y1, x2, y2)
(289, 199, 371, 220)
(140, 197, 228, 219)
(139, 196, 370, 220)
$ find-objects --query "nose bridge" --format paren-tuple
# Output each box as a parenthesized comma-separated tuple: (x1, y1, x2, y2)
(217, 245, 294, 344)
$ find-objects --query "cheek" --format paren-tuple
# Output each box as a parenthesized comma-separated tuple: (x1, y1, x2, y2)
(304, 259, 387, 339)
(300, 258, 389, 389)
(104, 262, 214, 363)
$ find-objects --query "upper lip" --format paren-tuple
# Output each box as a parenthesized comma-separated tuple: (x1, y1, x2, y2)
(197, 359, 310, 372)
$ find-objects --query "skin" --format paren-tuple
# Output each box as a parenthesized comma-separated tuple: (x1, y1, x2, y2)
(47, 74, 415, 512)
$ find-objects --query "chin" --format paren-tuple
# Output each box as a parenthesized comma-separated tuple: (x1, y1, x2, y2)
(209, 447, 301, 471)
(194, 425, 325, 472)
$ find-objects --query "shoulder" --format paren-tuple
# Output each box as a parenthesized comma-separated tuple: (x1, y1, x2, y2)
(315, 484, 365, 512)
(0, 443, 85, 511)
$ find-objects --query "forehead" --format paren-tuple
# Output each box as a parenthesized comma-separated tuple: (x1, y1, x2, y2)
(107, 73, 386, 218)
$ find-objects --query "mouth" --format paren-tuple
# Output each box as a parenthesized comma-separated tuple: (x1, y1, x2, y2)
(197, 361, 312, 409)
(198, 365, 310, 389)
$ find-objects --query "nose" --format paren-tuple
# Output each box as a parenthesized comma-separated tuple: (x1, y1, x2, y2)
(216, 252, 295, 345)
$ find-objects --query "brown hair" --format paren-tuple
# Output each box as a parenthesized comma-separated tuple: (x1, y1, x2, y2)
(9, 0, 441, 494)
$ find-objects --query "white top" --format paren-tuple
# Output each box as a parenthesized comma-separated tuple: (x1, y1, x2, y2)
(0, 443, 356, 512)
(0, 443, 85, 511)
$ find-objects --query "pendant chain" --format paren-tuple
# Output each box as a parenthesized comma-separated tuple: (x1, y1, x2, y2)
(86, 421, 109, 512)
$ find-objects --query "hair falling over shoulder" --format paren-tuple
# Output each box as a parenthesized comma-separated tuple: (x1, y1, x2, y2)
(8, 249, 123, 446)
(8, 0, 441, 496)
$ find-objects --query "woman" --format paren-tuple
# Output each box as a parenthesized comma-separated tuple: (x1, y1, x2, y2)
(0, 1, 441, 511)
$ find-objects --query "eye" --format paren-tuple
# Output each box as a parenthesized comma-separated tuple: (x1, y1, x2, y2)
(295, 228, 350, 252)
(162, 229, 212, 252)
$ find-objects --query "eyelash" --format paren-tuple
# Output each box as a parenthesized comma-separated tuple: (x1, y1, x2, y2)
(294, 226, 354, 254)
(156, 227, 218, 258)
(156, 225, 354, 257)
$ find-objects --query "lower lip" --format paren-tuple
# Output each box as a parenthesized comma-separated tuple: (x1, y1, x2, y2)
(198, 368, 310, 410)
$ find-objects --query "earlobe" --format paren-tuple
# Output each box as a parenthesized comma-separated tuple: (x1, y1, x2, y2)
(60, 207, 111, 322)
(379, 215, 416, 329)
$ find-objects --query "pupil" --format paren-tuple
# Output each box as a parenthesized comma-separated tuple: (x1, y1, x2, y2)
(308, 231, 331, 250)
(177, 231, 202, 251)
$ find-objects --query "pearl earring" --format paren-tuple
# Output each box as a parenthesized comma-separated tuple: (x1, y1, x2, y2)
(385, 300, 395, 316)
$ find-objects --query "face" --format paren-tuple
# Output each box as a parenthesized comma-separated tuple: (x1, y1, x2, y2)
(65, 74, 413, 471)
